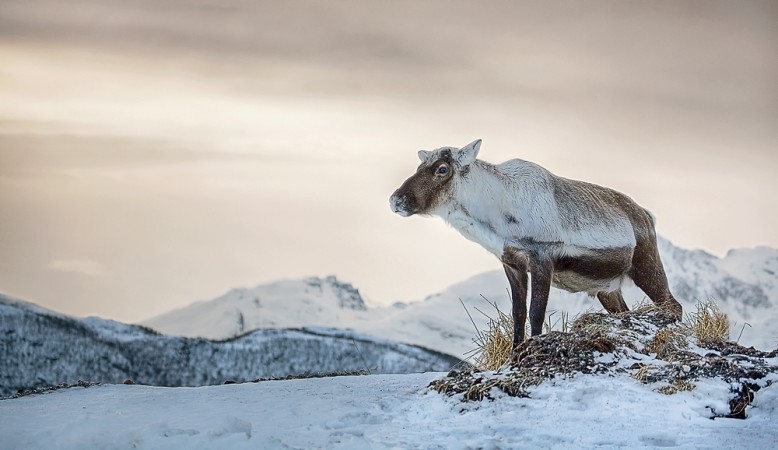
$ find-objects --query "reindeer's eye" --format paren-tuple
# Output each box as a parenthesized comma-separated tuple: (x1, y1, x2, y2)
(435, 165, 449, 176)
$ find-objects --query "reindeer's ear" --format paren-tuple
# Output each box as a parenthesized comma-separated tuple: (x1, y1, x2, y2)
(458, 139, 481, 166)
(418, 150, 432, 162)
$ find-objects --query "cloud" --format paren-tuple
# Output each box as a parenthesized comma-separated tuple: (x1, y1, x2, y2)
(48, 259, 106, 277)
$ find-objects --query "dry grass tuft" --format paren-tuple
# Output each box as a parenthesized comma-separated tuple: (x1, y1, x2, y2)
(570, 313, 613, 336)
(462, 298, 514, 371)
(474, 316, 513, 371)
(630, 297, 656, 312)
(658, 379, 695, 395)
(646, 327, 689, 359)
(631, 364, 653, 382)
(686, 300, 729, 346)
(464, 297, 580, 370)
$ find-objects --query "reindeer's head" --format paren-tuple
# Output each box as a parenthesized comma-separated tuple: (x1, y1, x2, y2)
(390, 139, 482, 217)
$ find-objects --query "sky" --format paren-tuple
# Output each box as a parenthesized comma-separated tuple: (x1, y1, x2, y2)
(1, 0, 776, 323)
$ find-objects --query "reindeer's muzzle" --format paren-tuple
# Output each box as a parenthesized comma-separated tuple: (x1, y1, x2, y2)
(389, 190, 415, 217)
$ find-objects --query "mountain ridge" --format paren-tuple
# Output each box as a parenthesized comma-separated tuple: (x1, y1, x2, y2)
(143, 237, 778, 356)
(0, 294, 462, 397)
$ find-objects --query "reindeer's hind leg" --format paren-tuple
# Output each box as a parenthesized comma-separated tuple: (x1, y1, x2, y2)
(628, 238, 683, 319)
(597, 290, 629, 314)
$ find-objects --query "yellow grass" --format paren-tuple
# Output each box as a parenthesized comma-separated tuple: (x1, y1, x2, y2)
(462, 297, 514, 370)
(686, 300, 729, 346)
(646, 327, 688, 359)
(463, 297, 573, 371)
(658, 379, 695, 395)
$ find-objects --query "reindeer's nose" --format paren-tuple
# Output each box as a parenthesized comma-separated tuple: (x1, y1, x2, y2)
(390, 191, 412, 217)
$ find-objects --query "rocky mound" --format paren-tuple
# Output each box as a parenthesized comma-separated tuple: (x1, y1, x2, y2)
(430, 308, 778, 419)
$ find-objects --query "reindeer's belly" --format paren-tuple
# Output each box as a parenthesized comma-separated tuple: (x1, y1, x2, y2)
(552, 246, 633, 295)
(552, 271, 623, 295)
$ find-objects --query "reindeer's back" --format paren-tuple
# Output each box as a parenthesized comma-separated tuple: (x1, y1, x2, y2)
(552, 175, 656, 247)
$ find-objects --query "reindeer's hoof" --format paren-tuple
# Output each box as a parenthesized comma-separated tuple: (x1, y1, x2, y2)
(664, 302, 683, 321)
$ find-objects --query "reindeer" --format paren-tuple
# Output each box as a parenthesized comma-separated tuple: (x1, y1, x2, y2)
(390, 139, 682, 354)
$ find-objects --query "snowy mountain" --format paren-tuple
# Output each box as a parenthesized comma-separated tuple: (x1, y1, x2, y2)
(143, 276, 372, 338)
(144, 238, 778, 357)
(0, 295, 462, 397)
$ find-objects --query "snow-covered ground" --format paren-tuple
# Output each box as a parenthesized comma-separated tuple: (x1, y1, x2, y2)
(1, 371, 776, 449)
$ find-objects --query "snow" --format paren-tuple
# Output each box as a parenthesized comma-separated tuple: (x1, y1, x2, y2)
(1, 372, 776, 449)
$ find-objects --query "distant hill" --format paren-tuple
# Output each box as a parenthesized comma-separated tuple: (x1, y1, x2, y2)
(0, 295, 462, 397)
(144, 238, 778, 356)
(143, 276, 372, 338)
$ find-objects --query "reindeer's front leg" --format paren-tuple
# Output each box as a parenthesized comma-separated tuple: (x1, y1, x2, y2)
(502, 246, 529, 350)
(528, 258, 554, 337)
